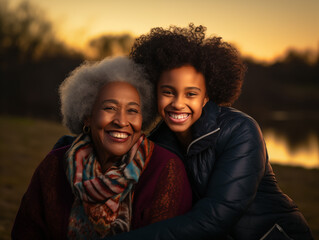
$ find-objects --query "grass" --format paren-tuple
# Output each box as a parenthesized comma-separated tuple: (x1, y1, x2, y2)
(0, 115, 318, 239)
(271, 164, 319, 238)
(0, 115, 70, 240)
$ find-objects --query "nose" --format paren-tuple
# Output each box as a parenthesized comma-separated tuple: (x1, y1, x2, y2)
(113, 110, 129, 127)
(171, 95, 185, 110)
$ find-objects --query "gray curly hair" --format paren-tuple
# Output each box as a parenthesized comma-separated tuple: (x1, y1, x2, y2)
(59, 56, 156, 134)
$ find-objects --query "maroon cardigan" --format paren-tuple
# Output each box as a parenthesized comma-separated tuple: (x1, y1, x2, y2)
(12, 144, 192, 239)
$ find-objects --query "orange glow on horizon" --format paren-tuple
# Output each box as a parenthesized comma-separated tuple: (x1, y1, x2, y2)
(265, 131, 319, 169)
(8, 0, 319, 63)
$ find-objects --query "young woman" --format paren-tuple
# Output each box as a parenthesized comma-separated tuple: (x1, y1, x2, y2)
(105, 24, 313, 239)
(11, 57, 192, 239)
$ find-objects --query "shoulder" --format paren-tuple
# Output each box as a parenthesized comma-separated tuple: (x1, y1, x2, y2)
(35, 145, 71, 177)
(219, 107, 260, 128)
(27, 145, 73, 203)
(43, 145, 70, 165)
(216, 107, 266, 152)
(218, 107, 263, 138)
(192, 101, 261, 141)
(52, 135, 75, 150)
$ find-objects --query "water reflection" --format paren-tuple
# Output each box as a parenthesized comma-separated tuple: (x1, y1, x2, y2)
(264, 130, 319, 169)
(240, 109, 319, 169)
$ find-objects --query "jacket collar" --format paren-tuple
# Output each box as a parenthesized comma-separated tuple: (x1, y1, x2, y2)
(148, 101, 221, 157)
(191, 101, 220, 139)
(187, 101, 221, 155)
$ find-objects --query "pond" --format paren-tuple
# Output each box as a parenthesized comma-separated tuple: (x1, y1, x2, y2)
(264, 130, 319, 169)
(259, 110, 319, 169)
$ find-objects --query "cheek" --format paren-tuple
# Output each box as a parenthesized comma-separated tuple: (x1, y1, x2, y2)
(157, 97, 167, 113)
(131, 115, 143, 132)
(92, 111, 111, 129)
(193, 100, 205, 115)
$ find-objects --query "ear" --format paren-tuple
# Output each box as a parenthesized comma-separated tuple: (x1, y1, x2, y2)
(203, 95, 209, 107)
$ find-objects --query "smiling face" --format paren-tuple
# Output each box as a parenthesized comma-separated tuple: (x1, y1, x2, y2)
(87, 82, 142, 163)
(157, 65, 209, 141)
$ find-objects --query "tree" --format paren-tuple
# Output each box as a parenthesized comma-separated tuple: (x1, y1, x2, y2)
(88, 34, 134, 59)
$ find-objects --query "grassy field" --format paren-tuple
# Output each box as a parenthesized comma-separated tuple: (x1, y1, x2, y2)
(0, 115, 70, 240)
(0, 115, 318, 239)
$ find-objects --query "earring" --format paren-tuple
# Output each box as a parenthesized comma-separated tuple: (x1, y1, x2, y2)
(83, 125, 90, 135)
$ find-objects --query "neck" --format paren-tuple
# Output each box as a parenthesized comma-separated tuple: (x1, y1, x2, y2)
(95, 148, 120, 173)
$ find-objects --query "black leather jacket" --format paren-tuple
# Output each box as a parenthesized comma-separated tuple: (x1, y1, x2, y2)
(107, 101, 313, 240)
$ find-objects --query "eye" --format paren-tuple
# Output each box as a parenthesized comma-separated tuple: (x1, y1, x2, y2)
(127, 108, 139, 114)
(162, 90, 174, 96)
(103, 106, 116, 111)
(186, 92, 198, 97)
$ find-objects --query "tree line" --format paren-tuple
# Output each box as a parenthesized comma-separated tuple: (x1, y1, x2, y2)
(1, 0, 318, 148)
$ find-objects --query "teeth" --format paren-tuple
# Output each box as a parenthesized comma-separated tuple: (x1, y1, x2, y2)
(169, 113, 189, 119)
(109, 132, 128, 139)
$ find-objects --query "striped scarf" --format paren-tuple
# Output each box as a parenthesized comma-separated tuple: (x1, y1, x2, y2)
(65, 133, 154, 238)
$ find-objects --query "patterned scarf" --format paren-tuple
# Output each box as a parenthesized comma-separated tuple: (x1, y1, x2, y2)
(65, 133, 154, 239)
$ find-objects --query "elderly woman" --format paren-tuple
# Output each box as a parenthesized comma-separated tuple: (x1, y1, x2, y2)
(11, 57, 192, 239)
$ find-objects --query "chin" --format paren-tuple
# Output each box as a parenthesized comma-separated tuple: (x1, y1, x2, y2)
(110, 148, 130, 156)
(166, 124, 188, 133)
(104, 145, 130, 157)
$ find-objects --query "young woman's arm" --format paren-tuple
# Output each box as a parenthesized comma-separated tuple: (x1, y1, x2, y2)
(105, 116, 267, 240)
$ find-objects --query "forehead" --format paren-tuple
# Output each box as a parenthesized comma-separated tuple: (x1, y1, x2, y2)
(159, 65, 205, 89)
(97, 81, 140, 103)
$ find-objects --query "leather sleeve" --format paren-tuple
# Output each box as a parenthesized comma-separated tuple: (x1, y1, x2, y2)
(105, 116, 267, 240)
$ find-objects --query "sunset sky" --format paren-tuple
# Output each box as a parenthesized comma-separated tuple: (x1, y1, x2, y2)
(9, 0, 319, 62)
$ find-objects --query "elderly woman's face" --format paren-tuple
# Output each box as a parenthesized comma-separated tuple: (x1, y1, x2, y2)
(88, 82, 142, 159)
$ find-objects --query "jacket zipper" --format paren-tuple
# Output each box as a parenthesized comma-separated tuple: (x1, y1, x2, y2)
(186, 128, 221, 155)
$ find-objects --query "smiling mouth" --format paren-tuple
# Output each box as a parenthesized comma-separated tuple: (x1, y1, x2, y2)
(167, 112, 190, 123)
(108, 131, 129, 139)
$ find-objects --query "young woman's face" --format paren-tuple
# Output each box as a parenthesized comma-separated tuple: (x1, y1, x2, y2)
(88, 82, 142, 159)
(157, 65, 208, 136)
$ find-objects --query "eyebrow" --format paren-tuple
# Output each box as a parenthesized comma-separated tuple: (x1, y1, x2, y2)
(102, 99, 140, 106)
(160, 85, 202, 91)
